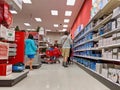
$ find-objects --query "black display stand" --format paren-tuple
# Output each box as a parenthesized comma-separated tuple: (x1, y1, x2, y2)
(0, 70, 29, 87)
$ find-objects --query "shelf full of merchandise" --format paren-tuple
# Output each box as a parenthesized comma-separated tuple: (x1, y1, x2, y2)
(73, 0, 120, 89)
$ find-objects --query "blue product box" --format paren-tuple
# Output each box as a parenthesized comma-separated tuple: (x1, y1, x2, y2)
(90, 61, 96, 71)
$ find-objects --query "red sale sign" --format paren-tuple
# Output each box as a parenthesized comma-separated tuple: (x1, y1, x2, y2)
(0, 42, 9, 59)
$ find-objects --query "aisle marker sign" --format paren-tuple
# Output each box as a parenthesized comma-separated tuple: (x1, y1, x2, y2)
(0, 42, 9, 60)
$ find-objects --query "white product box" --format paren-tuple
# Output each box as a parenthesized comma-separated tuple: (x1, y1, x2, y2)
(118, 52, 120, 59)
(96, 63, 103, 74)
(108, 53, 112, 59)
(112, 7, 120, 18)
(112, 21, 116, 30)
(101, 68, 108, 78)
(108, 68, 119, 83)
(117, 18, 120, 28)
(117, 32, 120, 37)
(113, 33, 117, 38)
(117, 39, 120, 43)
(113, 48, 119, 53)
(112, 54, 118, 59)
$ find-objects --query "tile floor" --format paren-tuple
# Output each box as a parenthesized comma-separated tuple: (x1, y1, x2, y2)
(0, 63, 110, 90)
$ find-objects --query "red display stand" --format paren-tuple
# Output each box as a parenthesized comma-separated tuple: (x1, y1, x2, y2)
(9, 31, 25, 64)
(0, 64, 12, 76)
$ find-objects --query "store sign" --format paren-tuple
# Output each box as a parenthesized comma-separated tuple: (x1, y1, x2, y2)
(0, 42, 9, 59)
(0, 25, 7, 39)
(7, 29, 15, 41)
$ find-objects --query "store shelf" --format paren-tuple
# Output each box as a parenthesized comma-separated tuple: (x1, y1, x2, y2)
(74, 0, 120, 40)
(75, 14, 112, 43)
(74, 55, 100, 60)
(74, 54, 120, 62)
(99, 43, 120, 49)
(91, 0, 120, 20)
(74, 48, 100, 52)
(73, 60, 120, 90)
(39, 41, 46, 43)
(0, 70, 29, 87)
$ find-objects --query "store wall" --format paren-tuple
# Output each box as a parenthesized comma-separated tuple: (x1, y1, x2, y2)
(46, 32, 63, 44)
(71, 0, 92, 38)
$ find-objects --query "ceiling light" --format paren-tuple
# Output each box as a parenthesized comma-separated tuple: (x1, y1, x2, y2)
(27, 29, 35, 31)
(67, 0, 76, 6)
(64, 19, 70, 23)
(46, 29, 51, 31)
(51, 10, 58, 16)
(24, 23, 31, 26)
(54, 24, 59, 27)
(10, 10, 17, 14)
(23, 0, 32, 4)
(63, 25, 68, 28)
(65, 11, 72, 16)
(62, 29, 67, 31)
(35, 18, 42, 22)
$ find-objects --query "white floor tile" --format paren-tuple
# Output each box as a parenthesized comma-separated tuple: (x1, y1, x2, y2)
(0, 63, 110, 90)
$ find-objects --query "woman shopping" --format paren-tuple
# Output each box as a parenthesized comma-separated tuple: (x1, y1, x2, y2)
(25, 34, 37, 70)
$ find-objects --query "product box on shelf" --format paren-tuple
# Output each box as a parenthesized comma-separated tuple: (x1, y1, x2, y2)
(0, 64, 12, 76)
(112, 6, 120, 19)
(108, 68, 120, 84)
(96, 63, 103, 74)
(101, 68, 108, 78)
(112, 20, 117, 30)
(117, 17, 120, 28)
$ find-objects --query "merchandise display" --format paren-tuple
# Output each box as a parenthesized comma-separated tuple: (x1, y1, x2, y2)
(73, 0, 120, 87)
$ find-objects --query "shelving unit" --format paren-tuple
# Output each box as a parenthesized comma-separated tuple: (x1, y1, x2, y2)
(73, 0, 120, 88)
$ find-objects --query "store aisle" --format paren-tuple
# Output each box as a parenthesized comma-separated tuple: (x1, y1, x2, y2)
(0, 63, 110, 90)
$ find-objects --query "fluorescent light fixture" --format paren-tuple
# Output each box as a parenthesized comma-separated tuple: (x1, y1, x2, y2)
(67, 0, 76, 6)
(27, 29, 35, 31)
(62, 29, 67, 31)
(23, 0, 32, 4)
(10, 10, 17, 14)
(65, 11, 72, 16)
(35, 18, 42, 22)
(64, 19, 70, 23)
(51, 10, 58, 16)
(63, 25, 68, 28)
(24, 23, 31, 26)
(46, 29, 51, 31)
(54, 24, 59, 27)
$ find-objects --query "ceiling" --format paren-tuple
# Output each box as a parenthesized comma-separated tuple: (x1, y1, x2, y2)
(11, 0, 84, 32)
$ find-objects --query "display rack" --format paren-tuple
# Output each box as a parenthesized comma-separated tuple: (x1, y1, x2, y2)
(0, 70, 29, 87)
(73, 0, 120, 88)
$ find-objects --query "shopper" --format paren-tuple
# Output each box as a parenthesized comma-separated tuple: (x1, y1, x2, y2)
(60, 31, 72, 67)
(54, 40, 59, 48)
(25, 34, 37, 70)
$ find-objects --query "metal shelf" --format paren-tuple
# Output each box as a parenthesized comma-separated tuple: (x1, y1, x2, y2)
(75, 14, 112, 43)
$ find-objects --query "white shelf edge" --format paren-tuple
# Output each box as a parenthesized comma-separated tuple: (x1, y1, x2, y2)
(74, 55, 120, 62)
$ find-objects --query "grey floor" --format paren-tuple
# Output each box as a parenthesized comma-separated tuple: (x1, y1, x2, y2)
(0, 63, 110, 90)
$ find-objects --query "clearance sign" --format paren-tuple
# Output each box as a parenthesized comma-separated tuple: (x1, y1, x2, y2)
(0, 42, 9, 59)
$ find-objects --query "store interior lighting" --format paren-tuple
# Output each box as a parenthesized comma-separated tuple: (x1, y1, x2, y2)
(66, 0, 76, 6)
(51, 10, 58, 16)
(65, 11, 72, 16)
(63, 25, 68, 28)
(23, 0, 32, 4)
(10, 10, 17, 14)
(53, 24, 59, 27)
(64, 19, 70, 23)
(35, 18, 42, 22)
(24, 23, 31, 26)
